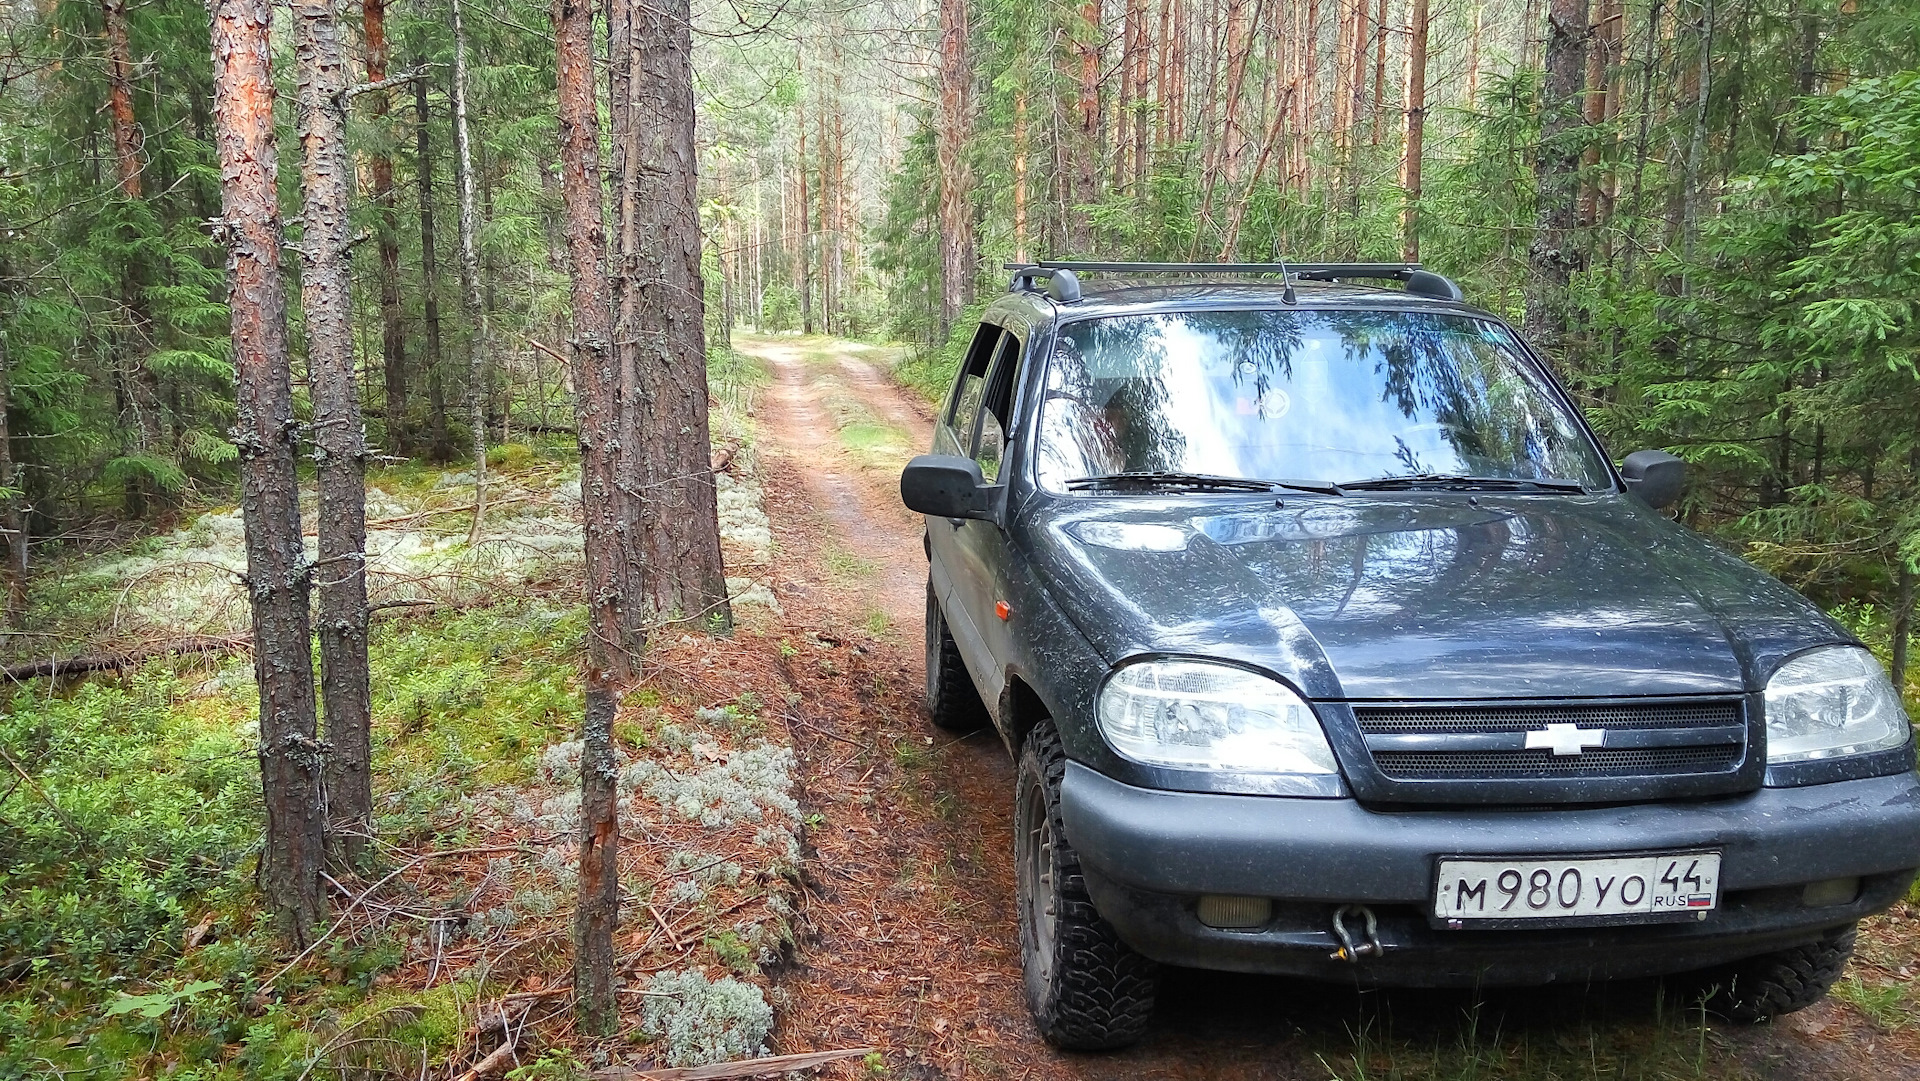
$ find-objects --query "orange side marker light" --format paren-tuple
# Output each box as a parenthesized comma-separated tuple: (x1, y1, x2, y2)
(995, 601, 1012, 621)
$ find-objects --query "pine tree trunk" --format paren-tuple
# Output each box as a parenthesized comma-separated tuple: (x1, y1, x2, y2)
(1132, 0, 1151, 187)
(365, 0, 408, 454)
(104, 0, 164, 514)
(555, 6, 626, 981)
(1013, 91, 1029, 261)
(574, 675, 620, 1033)
(1400, 0, 1429, 259)
(450, 0, 489, 545)
(0, 303, 26, 627)
(209, 0, 324, 944)
(586, 0, 655, 664)
(1577, 0, 1610, 226)
(294, 0, 372, 863)
(610, 0, 733, 629)
(414, 71, 451, 463)
(1371, 0, 1388, 146)
(1893, 566, 1915, 696)
(1466, 0, 1483, 105)
(1521, 0, 1590, 356)
(937, 0, 973, 330)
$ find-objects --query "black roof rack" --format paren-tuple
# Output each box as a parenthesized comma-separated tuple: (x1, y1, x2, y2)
(1003, 260, 1465, 304)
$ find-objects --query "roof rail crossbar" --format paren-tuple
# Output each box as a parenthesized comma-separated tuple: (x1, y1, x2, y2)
(1007, 260, 1464, 303)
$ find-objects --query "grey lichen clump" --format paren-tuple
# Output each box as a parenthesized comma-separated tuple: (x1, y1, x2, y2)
(639, 969, 774, 1067)
(626, 745, 800, 829)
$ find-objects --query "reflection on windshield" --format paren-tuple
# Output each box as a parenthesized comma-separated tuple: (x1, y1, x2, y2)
(1035, 309, 1610, 492)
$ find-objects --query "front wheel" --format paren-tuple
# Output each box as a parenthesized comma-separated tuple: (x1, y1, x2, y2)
(1696, 925, 1857, 1023)
(925, 580, 989, 733)
(1015, 722, 1158, 1050)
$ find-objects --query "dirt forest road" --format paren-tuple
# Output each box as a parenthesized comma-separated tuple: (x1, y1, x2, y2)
(733, 333, 1919, 1081)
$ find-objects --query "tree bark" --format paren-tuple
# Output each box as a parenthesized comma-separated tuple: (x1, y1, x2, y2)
(1130, 0, 1151, 189)
(365, 0, 409, 454)
(1371, 0, 1389, 146)
(450, 0, 489, 545)
(554, 0, 640, 680)
(209, 0, 324, 943)
(609, 0, 733, 629)
(1013, 91, 1029, 262)
(1521, 0, 1590, 356)
(1893, 565, 1915, 695)
(936, 0, 973, 332)
(573, 675, 619, 1034)
(294, 0, 372, 863)
(0, 296, 25, 627)
(1400, 0, 1429, 259)
(1465, 0, 1483, 105)
(104, 0, 164, 514)
(414, 70, 452, 463)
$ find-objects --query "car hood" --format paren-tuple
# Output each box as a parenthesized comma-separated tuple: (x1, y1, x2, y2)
(1024, 493, 1846, 700)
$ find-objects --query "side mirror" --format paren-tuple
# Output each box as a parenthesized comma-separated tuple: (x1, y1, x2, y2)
(1621, 449, 1686, 509)
(901, 454, 1001, 522)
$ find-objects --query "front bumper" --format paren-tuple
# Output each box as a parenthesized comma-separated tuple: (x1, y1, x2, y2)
(1060, 761, 1920, 985)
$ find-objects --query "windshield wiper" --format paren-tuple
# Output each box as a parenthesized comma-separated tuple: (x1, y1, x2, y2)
(1335, 473, 1588, 493)
(1066, 471, 1345, 495)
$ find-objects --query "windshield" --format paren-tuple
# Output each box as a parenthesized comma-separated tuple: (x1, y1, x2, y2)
(1035, 309, 1612, 492)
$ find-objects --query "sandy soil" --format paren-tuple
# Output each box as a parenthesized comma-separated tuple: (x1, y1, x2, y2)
(734, 333, 1920, 1081)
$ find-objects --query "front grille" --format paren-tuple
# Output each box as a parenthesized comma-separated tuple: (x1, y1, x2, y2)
(1355, 700, 1741, 734)
(1373, 745, 1742, 778)
(1354, 699, 1748, 787)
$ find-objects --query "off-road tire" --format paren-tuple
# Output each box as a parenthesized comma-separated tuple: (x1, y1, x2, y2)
(1016, 722, 1158, 1050)
(1700, 925, 1857, 1023)
(925, 580, 989, 733)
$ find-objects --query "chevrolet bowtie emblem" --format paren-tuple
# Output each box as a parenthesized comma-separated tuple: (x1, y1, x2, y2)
(1525, 723, 1606, 756)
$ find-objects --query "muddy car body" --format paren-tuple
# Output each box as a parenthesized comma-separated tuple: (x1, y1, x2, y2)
(901, 262, 1920, 1050)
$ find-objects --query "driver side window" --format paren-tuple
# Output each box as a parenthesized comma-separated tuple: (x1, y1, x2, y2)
(973, 330, 1026, 484)
(943, 324, 1004, 456)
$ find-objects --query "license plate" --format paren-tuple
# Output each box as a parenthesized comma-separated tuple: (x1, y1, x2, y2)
(1432, 852, 1720, 926)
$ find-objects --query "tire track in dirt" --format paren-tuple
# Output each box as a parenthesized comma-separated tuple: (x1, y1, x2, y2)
(738, 333, 1917, 1081)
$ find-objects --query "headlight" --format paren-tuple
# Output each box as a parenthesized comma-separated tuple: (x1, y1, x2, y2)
(1764, 647, 1911, 764)
(1095, 659, 1338, 774)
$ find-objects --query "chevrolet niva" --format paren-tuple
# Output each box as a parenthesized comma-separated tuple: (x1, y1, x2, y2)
(899, 261, 1920, 1050)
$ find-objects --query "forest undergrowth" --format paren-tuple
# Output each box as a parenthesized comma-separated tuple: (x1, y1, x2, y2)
(0, 354, 831, 1079)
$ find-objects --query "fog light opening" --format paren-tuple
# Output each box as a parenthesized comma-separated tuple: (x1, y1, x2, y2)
(1196, 894, 1273, 929)
(1802, 877, 1860, 907)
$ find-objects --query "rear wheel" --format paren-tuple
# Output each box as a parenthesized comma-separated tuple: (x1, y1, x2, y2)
(1696, 925, 1857, 1023)
(1016, 722, 1158, 1050)
(925, 580, 989, 733)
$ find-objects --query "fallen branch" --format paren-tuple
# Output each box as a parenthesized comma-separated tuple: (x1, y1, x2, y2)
(595, 1048, 876, 1081)
(452, 1040, 518, 1081)
(2, 634, 249, 682)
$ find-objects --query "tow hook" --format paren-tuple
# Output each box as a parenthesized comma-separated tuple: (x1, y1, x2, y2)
(1328, 904, 1383, 962)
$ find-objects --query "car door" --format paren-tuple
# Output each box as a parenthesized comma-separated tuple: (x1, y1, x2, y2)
(927, 321, 1006, 691)
(947, 325, 1031, 709)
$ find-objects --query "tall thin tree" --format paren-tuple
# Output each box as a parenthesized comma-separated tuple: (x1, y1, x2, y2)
(365, 0, 409, 453)
(1400, 0, 1430, 259)
(450, 0, 489, 543)
(553, 0, 623, 1031)
(936, 0, 973, 331)
(209, 0, 325, 942)
(294, 0, 372, 861)
(1522, 0, 1591, 355)
(414, 71, 452, 463)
